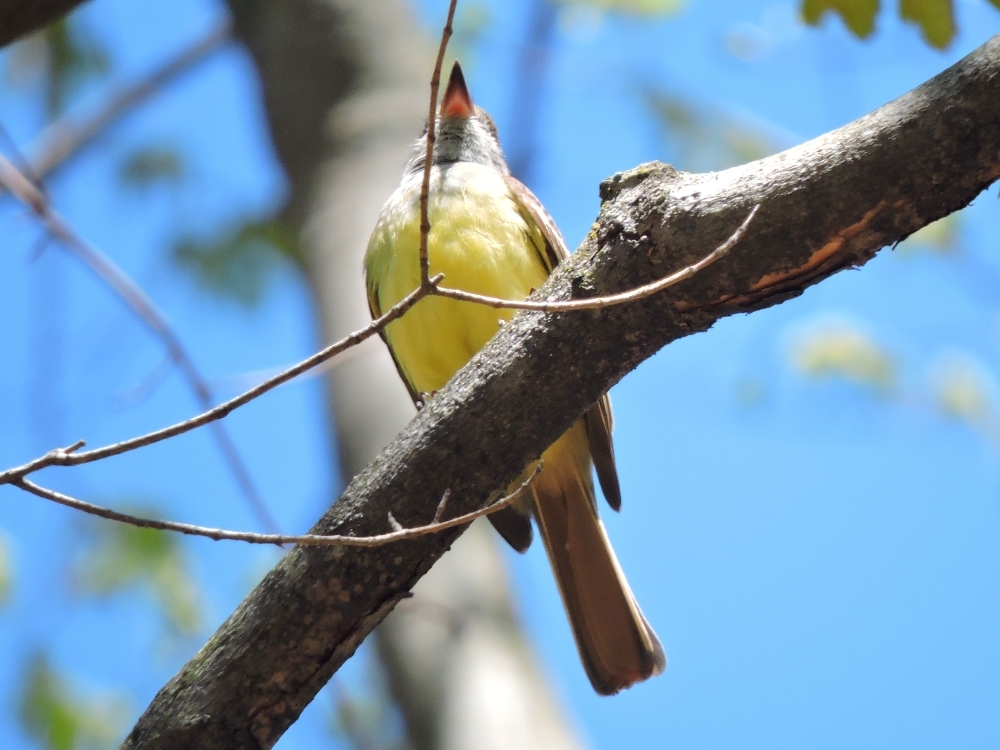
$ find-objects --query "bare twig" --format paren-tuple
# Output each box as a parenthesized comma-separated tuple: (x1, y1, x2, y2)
(25, 22, 230, 181)
(432, 489, 451, 523)
(0, 149, 279, 532)
(0, 193, 750, 491)
(418, 0, 458, 286)
(0, 0, 752, 544)
(12, 464, 542, 548)
(432, 204, 758, 311)
(0, 277, 441, 486)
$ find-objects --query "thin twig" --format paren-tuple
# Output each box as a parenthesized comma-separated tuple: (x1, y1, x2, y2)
(25, 22, 230, 181)
(12, 464, 542, 548)
(0, 277, 442, 486)
(432, 205, 758, 312)
(0, 201, 753, 486)
(418, 0, 459, 286)
(433, 489, 451, 523)
(0, 149, 280, 531)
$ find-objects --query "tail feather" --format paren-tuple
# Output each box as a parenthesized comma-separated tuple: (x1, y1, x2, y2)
(531, 429, 665, 695)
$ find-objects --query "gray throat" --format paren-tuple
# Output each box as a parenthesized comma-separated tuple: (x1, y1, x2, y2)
(404, 110, 510, 177)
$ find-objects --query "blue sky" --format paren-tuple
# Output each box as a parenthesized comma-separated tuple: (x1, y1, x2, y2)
(2, 0, 1000, 748)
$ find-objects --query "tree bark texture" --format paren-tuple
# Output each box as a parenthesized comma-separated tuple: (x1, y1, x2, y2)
(0, 0, 90, 48)
(221, 2, 585, 749)
(120, 31, 1000, 750)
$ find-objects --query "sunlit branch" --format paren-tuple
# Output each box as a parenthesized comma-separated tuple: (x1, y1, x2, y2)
(13, 464, 541, 547)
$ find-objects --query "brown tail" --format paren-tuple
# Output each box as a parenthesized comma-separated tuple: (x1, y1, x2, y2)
(531, 428, 665, 695)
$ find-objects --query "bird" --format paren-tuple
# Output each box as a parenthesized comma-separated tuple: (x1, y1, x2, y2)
(363, 60, 665, 695)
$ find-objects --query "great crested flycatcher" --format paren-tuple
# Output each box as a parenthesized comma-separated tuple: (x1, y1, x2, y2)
(364, 61, 665, 695)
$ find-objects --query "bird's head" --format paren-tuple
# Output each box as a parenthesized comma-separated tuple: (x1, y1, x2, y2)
(405, 61, 509, 176)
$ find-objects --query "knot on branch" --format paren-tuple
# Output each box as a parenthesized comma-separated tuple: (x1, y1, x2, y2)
(599, 161, 678, 202)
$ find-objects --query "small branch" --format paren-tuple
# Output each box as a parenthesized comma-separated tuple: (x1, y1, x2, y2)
(418, 0, 458, 286)
(24, 22, 230, 181)
(0, 277, 442, 486)
(433, 489, 451, 523)
(12, 465, 542, 548)
(0, 201, 747, 489)
(0, 149, 280, 532)
(432, 204, 758, 311)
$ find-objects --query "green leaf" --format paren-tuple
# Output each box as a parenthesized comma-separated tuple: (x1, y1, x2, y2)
(19, 654, 128, 750)
(118, 147, 184, 191)
(557, 0, 685, 17)
(899, 0, 955, 49)
(801, 0, 879, 38)
(74, 516, 202, 636)
(174, 217, 297, 307)
(792, 322, 895, 392)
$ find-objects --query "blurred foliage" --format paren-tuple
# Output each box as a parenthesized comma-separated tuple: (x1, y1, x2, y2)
(118, 146, 185, 192)
(557, 0, 684, 16)
(802, 0, 1000, 49)
(734, 376, 769, 408)
(174, 217, 297, 307)
(328, 664, 407, 750)
(792, 322, 896, 393)
(19, 654, 128, 750)
(896, 213, 961, 256)
(73, 517, 202, 637)
(900, 0, 955, 48)
(646, 90, 776, 172)
(802, 0, 878, 37)
(933, 354, 995, 428)
(451, 1, 493, 63)
(4, 18, 109, 119)
(0, 533, 11, 606)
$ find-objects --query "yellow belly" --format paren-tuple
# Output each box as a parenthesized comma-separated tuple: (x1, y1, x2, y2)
(365, 162, 550, 394)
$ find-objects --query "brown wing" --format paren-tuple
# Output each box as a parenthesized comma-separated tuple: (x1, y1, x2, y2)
(366, 276, 421, 406)
(504, 174, 622, 511)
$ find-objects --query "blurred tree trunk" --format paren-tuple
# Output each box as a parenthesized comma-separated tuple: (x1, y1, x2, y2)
(224, 2, 584, 748)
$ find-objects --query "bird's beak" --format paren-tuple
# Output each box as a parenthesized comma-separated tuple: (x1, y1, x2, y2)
(441, 61, 474, 119)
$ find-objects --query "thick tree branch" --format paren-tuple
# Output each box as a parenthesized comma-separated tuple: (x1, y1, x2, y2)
(0, 0, 90, 49)
(122, 34, 1000, 750)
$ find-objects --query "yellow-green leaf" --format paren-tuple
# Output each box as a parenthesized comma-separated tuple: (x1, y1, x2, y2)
(557, 0, 685, 18)
(801, 0, 879, 38)
(19, 654, 128, 750)
(900, 0, 955, 49)
(934, 355, 994, 426)
(792, 323, 895, 392)
(897, 214, 961, 256)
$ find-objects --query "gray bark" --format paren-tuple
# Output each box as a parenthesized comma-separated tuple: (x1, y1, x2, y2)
(224, 2, 583, 749)
(120, 29, 1000, 750)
